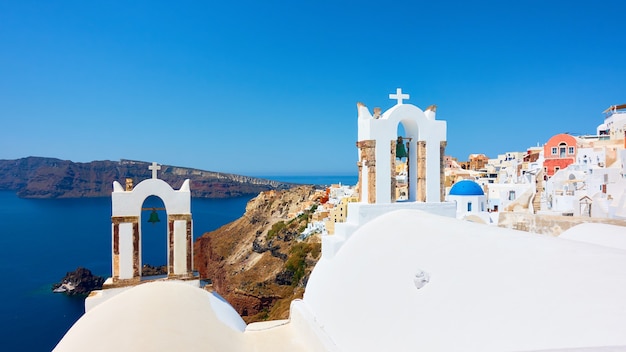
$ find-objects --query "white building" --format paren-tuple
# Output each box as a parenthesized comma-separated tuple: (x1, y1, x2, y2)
(445, 179, 494, 223)
(598, 103, 626, 140)
(487, 182, 534, 212)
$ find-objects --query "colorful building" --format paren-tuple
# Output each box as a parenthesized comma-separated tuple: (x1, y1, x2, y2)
(543, 133, 579, 177)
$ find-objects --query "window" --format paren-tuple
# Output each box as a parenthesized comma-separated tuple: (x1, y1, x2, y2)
(559, 143, 567, 157)
(551, 147, 557, 155)
(467, 202, 472, 211)
(555, 166, 560, 173)
(568, 146, 574, 154)
(508, 191, 516, 201)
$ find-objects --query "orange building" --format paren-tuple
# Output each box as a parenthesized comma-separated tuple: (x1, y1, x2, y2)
(543, 133, 578, 177)
(468, 154, 489, 171)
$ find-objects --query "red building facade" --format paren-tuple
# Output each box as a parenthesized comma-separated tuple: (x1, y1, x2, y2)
(543, 133, 578, 177)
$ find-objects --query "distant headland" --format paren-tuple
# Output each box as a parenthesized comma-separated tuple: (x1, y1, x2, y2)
(0, 157, 294, 199)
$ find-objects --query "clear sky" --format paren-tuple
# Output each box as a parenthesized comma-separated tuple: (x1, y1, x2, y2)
(1, 1, 625, 176)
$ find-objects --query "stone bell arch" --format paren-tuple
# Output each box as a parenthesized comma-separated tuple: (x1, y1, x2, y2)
(110, 162, 193, 283)
(356, 88, 447, 204)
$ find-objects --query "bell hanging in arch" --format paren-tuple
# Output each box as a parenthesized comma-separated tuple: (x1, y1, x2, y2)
(147, 208, 160, 224)
(396, 136, 408, 159)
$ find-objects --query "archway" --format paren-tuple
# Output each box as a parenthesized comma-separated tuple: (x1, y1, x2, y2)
(394, 123, 410, 202)
(140, 195, 167, 277)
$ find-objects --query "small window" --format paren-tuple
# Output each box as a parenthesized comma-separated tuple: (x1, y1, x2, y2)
(508, 190, 516, 201)
(551, 147, 557, 155)
(568, 146, 574, 154)
(467, 202, 472, 211)
(555, 166, 560, 173)
(481, 202, 485, 211)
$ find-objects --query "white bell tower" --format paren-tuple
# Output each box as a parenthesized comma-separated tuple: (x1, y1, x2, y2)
(110, 162, 194, 284)
(356, 88, 447, 203)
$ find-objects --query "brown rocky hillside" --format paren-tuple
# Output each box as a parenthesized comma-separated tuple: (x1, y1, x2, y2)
(194, 186, 324, 323)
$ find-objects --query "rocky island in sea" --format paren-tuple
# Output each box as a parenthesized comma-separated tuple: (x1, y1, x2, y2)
(52, 267, 105, 295)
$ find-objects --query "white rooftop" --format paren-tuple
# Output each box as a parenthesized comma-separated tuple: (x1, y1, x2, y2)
(55, 210, 626, 351)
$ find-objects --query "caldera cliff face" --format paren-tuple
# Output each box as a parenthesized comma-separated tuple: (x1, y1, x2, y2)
(194, 186, 323, 322)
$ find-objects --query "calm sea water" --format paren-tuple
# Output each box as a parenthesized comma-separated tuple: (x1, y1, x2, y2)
(261, 174, 357, 186)
(0, 175, 356, 351)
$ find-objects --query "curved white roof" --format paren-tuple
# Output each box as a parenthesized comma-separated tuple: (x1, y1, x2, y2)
(54, 281, 246, 351)
(54, 281, 322, 352)
(560, 222, 626, 251)
(304, 210, 626, 351)
(55, 212, 626, 351)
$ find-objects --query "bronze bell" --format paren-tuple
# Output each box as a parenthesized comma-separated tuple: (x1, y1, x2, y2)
(148, 208, 160, 224)
(396, 137, 408, 158)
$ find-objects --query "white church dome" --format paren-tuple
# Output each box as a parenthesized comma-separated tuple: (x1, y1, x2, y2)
(449, 179, 484, 196)
(54, 281, 246, 351)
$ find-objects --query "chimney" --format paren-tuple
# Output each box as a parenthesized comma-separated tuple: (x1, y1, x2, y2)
(373, 107, 382, 119)
(125, 178, 134, 191)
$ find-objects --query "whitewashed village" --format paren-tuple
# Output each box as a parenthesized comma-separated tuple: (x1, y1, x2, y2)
(304, 100, 626, 237)
(54, 91, 626, 351)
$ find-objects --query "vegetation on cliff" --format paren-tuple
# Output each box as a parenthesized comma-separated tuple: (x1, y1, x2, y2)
(194, 186, 324, 323)
(0, 157, 293, 198)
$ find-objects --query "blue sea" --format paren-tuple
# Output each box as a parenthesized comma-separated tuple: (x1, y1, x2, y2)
(0, 175, 356, 351)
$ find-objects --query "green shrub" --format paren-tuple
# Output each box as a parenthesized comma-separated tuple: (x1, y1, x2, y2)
(267, 221, 286, 240)
(285, 243, 320, 286)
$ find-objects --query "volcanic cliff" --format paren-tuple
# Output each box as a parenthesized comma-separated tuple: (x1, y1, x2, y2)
(0, 157, 292, 198)
(194, 185, 324, 323)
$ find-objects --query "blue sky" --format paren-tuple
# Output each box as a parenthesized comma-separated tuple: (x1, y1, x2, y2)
(1, 1, 625, 176)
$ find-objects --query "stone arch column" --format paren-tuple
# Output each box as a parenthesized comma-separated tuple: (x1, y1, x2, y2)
(357, 140, 376, 204)
(417, 141, 427, 202)
(390, 139, 396, 202)
(440, 141, 447, 202)
(111, 216, 140, 282)
(167, 213, 193, 278)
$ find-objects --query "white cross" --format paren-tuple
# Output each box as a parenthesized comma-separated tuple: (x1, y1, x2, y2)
(389, 88, 410, 105)
(149, 162, 161, 179)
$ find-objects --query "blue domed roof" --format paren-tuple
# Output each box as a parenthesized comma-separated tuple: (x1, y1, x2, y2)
(449, 180, 484, 196)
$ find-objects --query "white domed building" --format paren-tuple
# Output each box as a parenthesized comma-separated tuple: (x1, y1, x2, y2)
(446, 179, 494, 223)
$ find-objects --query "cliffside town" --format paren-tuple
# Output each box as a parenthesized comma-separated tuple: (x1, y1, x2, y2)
(438, 104, 626, 229)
